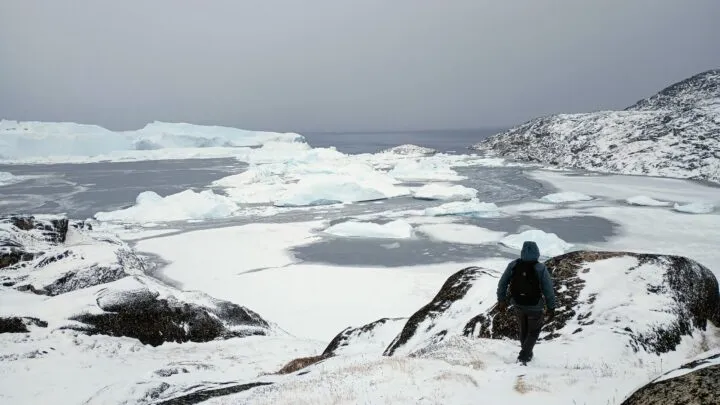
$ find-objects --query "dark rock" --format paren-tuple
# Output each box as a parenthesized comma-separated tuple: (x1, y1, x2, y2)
(384, 266, 495, 356)
(620, 352, 720, 405)
(154, 382, 273, 405)
(323, 317, 406, 356)
(0, 317, 48, 333)
(70, 282, 271, 346)
(465, 251, 720, 355)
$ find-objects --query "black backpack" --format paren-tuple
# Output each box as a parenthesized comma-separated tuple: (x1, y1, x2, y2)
(509, 260, 542, 306)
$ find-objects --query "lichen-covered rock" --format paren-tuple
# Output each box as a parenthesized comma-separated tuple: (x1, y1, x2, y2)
(620, 351, 720, 405)
(470, 69, 720, 183)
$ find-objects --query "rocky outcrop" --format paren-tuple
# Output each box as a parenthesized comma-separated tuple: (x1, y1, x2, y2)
(1, 215, 132, 294)
(384, 266, 496, 356)
(620, 352, 720, 405)
(470, 69, 720, 183)
(323, 317, 406, 356)
(1, 214, 275, 346)
(465, 251, 720, 355)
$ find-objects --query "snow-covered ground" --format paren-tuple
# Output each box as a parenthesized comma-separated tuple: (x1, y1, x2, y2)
(1, 120, 719, 404)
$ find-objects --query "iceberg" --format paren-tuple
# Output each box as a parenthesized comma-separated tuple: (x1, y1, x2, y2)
(539, 192, 594, 203)
(625, 196, 671, 207)
(274, 176, 391, 207)
(411, 183, 478, 201)
(388, 159, 465, 181)
(673, 202, 715, 214)
(500, 229, 573, 257)
(0, 119, 305, 163)
(94, 189, 240, 223)
(416, 224, 506, 244)
(323, 220, 414, 239)
(380, 144, 437, 156)
(424, 198, 503, 218)
(0, 171, 19, 186)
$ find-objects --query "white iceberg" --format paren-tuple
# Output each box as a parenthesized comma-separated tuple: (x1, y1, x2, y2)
(416, 224, 506, 244)
(0, 119, 304, 163)
(94, 189, 240, 223)
(625, 196, 671, 207)
(275, 178, 388, 207)
(388, 159, 465, 181)
(500, 229, 573, 257)
(424, 198, 503, 218)
(323, 219, 414, 239)
(0, 171, 20, 186)
(673, 202, 715, 214)
(380, 144, 437, 156)
(539, 192, 594, 203)
(411, 183, 478, 201)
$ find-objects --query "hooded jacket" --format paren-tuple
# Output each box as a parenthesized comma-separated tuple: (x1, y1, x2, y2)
(496, 241, 556, 312)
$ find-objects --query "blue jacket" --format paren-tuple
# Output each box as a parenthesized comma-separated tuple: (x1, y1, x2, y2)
(496, 241, 556, 312)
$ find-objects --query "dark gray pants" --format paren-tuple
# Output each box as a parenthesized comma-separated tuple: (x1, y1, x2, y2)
(515, 307, 544, 361)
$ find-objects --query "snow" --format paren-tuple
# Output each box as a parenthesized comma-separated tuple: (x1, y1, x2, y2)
(539, 191, 593, 203)
(411, 183, 478, 201)
(527, 170, 720, 206)
(625, 195, 671, 206)
(416, 224, 507, 244)
(94, 189, 240, 223)
(135, 222, 504, 342)
(0, 119, 304, 163)
(388, 158, 465, 181)
(323, 220, 414, 239)
(500, 229, 574, 257)
(424, 198, 504, 218)
(673, 202, 715, 214)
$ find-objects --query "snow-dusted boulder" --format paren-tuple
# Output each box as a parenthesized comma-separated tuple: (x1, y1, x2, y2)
(381, 144, 437, 156)
(1, 215, 133, 295)
(384, 266, 497, 356)
(470, 69, 720, 183)
(71, 277, 271, 346)
(322, 317, 407, 356)
(621, 351, 720, 405)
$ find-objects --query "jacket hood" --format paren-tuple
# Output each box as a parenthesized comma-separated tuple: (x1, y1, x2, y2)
(520, 241, 540, 261)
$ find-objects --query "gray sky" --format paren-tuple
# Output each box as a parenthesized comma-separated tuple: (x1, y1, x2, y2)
(1, 1, 719, 132)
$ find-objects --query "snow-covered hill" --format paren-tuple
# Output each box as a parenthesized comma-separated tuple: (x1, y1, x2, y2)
(470, 69, 720, 183)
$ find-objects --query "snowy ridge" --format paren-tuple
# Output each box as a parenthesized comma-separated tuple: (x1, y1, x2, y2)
(471, 69, 720, 183)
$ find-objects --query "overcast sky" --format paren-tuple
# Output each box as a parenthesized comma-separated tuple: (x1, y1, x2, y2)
(1, 1, 719, 132)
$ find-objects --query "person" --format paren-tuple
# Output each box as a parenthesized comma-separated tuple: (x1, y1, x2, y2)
(496, 241, 556, 365)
